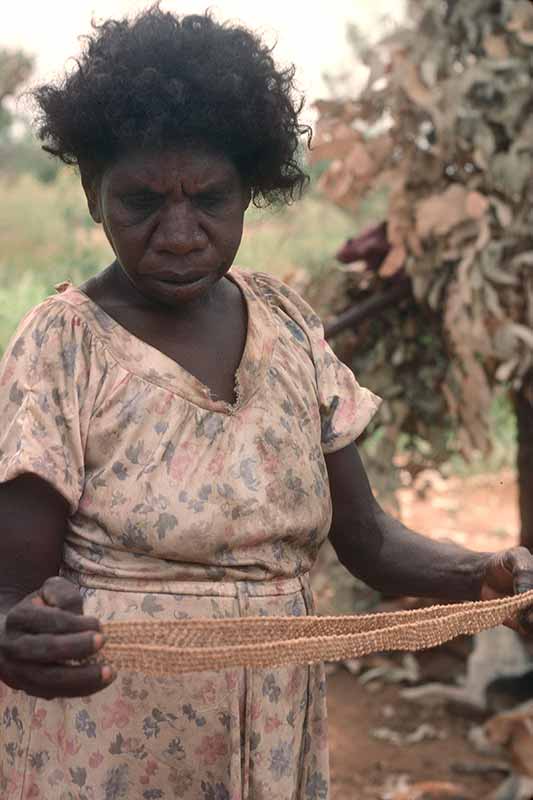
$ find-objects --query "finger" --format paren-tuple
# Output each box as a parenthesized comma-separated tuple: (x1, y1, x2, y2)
(7, 661, 115, 699)
(41, 577, 84, 614)
(481, 552, 514, 596)
(5, 604, 101, 636)
(2, 630, 105, 664)
(518, 606, 533, 634)
(503, 618, 521, 634)
(502, 547, 533, 594)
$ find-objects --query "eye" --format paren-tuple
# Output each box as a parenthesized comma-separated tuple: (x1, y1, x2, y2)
(193, 191, 227, 211)
(121, 192, 161, 212)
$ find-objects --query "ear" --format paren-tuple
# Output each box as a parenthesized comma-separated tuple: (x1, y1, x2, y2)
(79, 164, 102, 224)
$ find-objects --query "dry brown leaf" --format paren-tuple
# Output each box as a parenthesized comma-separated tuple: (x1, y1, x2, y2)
(312, 98, 359, 123)
(344, 141, 375, 178)
(415, 188, 490, 241)
(441, 220, 480, 260)
(317, 163, 359, 210)
(490, 197, 513, 228)
(391, 50, 441, 119)
(391, 780, 471, 800)
(516, 29, 533, 46)
(444, 277, 492, 453)
(465, 191, 489, 220)
(455, 217, 491, 300)
(406, 229, 423, 258)
(387, 185, 412, 247)
(310, 121, 362, 162)
(482, 34, 510, 60)
(374, 167, 408, 195)
(368, 132, 394, 167)
(507, 1, 533, 40)
(379, 244, 407, 277)
(415, 186, 469, 239)
(484, 701, 533, 777)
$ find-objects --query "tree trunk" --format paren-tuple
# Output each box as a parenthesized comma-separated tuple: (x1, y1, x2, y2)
(514, 370, 533, 552)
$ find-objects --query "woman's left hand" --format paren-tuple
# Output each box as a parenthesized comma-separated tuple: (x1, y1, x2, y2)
(480, 546, 533, 633)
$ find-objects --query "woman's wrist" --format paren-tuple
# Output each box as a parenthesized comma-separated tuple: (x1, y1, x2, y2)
(460, 550, 493, 601)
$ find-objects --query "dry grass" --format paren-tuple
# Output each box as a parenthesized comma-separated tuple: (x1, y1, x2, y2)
(0, 167, 385, 349)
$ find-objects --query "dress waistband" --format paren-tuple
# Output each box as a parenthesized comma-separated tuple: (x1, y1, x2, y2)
(60, 565, 311, 598)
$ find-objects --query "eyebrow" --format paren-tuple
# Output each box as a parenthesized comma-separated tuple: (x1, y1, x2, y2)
(119, 174, 236, 195)
(185, 178, 235, 195)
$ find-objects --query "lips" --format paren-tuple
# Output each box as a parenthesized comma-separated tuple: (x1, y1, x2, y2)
(148, 272, 205, 285)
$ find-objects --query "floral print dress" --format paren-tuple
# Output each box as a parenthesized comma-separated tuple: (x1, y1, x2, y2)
(0, 268, 380, 800)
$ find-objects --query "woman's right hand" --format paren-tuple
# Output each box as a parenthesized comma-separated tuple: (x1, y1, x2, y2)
(0, 576, 115, 699)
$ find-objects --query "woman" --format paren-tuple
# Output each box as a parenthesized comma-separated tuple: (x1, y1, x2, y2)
(0, 7, 531, 800)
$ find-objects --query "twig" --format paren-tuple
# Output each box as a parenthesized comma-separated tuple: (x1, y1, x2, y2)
(323, 279, 412, 339)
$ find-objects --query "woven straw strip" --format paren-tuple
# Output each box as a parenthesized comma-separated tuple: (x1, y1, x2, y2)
(98, 590, 533, 676)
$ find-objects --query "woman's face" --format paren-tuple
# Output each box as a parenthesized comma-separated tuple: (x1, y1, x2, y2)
(85, 144, 251, 308)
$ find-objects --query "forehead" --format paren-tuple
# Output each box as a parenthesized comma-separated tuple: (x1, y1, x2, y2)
(105, 145, 239, 189)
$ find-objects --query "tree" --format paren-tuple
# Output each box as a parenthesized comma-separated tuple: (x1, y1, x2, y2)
(0, 47, 33, 137)
(308, 0, 533, 549)
(0, 48, 59, 183)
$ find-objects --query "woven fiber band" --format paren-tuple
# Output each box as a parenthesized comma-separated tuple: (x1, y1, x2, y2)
(98, 590, 533, 675)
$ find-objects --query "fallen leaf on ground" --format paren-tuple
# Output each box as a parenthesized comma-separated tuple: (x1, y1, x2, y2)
(386, 779, 471, 799)
(371, 722, 445, 746)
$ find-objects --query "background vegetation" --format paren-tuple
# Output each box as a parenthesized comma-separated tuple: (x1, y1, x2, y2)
(0, 150, 384, 341)
(0, 40, 517, 486)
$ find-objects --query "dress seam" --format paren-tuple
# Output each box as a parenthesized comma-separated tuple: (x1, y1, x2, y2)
(16, 695, 38, 800)
(296, 575, 314, 799)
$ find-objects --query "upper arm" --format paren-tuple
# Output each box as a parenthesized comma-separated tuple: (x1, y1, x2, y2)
(0, 474, 69, 603)
(325, 442, 382, 566)
(252, 272, 382, 452)
(0, 298, 95, 602)
(0, 297, 95, 515)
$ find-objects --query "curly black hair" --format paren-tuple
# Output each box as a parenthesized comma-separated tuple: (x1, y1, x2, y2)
(32, 5, 311, 206)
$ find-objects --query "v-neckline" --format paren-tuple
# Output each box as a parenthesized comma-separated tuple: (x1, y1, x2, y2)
(56, 268, 275, 415)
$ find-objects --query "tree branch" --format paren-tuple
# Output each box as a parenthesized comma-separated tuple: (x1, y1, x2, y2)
(324, 279, 412, 339)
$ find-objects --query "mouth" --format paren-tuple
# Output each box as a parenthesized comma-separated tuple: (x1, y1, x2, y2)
(149, 272, 207, 286)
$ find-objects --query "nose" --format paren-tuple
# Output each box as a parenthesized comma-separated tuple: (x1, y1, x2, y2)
(152, 199, 208, 256)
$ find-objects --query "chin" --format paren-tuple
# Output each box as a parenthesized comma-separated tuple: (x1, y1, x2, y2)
(137, 271, 224, 307)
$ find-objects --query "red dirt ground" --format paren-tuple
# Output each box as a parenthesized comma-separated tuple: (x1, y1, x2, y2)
(326, 469, 521, 799)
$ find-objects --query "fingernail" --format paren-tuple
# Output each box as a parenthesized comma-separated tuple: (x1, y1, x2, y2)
(101, 665, 115, 683)
(93, 634, 105, 651)
(42, 589, 57, 606)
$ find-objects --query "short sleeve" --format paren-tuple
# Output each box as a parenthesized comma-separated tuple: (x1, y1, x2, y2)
(0, 297, 96, 513)
(252, 271, 382, 454)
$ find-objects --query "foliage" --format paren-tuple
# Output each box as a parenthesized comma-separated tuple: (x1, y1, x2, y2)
(308, 0, 533, 484)
(0, 164, 385, 352)
(238, 186, 385, 281)
(0, 47, 33, 135)
(0, 46, 61, 183)
(0, 129, 61, 183)
(0, 170, 110, 279)
(0, 170, 112, 344)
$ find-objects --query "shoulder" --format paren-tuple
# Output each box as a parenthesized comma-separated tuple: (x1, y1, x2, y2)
(15, 292, 92, 336)
(3, 291, 95, 366)
(236, 268, 323, 333)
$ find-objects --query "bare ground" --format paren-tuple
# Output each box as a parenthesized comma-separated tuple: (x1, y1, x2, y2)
(326, 469, 522, 799)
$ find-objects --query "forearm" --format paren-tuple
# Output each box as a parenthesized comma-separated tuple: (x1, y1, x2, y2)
(332, 506, 491, 601)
